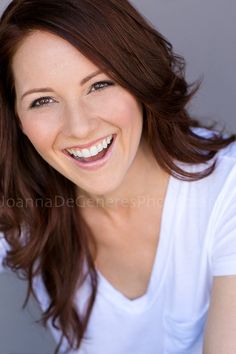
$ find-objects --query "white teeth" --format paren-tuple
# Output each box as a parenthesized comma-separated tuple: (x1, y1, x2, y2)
(106, 136, 112, 144)
(102, 139, 108, 149)
(81, 149, 90, 158)
(97, 144, 103, 152)
(67, 134, 113, 158)
(90, 146, 98, 156)
(72, 149, 82, 158)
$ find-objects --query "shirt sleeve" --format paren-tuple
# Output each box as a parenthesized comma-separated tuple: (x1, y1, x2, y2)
(211, 165, 236, 276)
(0, 233, 9, 273)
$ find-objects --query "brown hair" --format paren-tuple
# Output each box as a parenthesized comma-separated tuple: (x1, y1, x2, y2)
(0, 0, 235, 352)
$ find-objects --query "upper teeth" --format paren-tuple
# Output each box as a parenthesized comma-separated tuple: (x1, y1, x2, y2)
(67, 135, 113, 158)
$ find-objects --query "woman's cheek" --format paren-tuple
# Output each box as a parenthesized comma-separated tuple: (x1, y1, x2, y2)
(21, 118, 55, 151)
(86, 89, 140, 128)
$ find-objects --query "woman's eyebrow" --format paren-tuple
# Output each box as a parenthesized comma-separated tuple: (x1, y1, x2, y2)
(21, 87, 54, 101)
(80, 69, 102, 86)
(20, 69, 103, 101)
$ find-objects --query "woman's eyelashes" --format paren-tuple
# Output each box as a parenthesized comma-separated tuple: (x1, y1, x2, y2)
(29, 80, 115, 109)
(29, 96, 56, 109)
(88, 80, 115, 93)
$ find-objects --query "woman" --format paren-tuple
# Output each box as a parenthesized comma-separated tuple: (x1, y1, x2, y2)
(0, 0, 236, 353)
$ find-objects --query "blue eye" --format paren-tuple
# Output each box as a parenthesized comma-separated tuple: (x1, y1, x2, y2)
(29, 96, 56, 109)
(89, 80, 114, 93)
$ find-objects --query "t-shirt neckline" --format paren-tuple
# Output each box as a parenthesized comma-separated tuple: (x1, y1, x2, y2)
(96, 174, 179, 313)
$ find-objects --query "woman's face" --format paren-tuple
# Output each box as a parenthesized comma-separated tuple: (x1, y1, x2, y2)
(12, 30, 144, 197)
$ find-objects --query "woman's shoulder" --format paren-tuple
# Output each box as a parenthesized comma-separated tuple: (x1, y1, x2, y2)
(208, 128, 236, 185)
(192, 126, 236, 161)
(172, 127, 236, 216)
(188, 126, 236, 177)
(216, 140, 236, 162)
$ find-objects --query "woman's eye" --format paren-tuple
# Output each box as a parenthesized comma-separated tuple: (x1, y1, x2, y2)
(29, 96, 56, 109)
(28, 81, 114, 109)
(89, 80, 114, 93)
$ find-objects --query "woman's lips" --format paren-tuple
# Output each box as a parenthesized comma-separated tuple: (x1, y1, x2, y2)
(64, 134, 117, 171)
(66, 134, 114, 150)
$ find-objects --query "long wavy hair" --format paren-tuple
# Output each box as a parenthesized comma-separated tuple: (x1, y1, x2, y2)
(0, 0, 235, 352)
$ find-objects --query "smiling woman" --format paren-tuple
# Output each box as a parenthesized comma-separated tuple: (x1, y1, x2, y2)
(1, 1, 236, 354)
(13, 30, 144, 193)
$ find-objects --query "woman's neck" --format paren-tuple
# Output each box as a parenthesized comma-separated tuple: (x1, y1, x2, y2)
(78, 139, 170, 223)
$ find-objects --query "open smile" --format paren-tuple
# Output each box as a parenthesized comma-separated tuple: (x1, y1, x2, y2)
(64, 134, 117, 171)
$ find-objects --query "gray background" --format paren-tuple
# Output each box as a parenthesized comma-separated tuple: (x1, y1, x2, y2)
(0, 0, 235, 353)
(132, 0, 236, 134)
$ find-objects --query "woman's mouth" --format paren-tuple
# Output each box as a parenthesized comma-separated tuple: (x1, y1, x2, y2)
(64, 134, 116, 171)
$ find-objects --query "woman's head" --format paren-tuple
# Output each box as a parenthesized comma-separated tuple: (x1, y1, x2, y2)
(0, 0, 199, 196)
(12, 29, 144, 197)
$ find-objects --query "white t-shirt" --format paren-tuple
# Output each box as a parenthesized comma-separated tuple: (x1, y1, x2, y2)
(1, 130, 236, 354)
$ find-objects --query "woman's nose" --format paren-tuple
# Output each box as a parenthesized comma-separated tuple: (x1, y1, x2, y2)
(61, 102, 100, 139)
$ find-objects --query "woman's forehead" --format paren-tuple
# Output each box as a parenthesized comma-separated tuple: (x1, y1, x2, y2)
(12, 30, 92, 68)
(12, 30, 100, 91)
